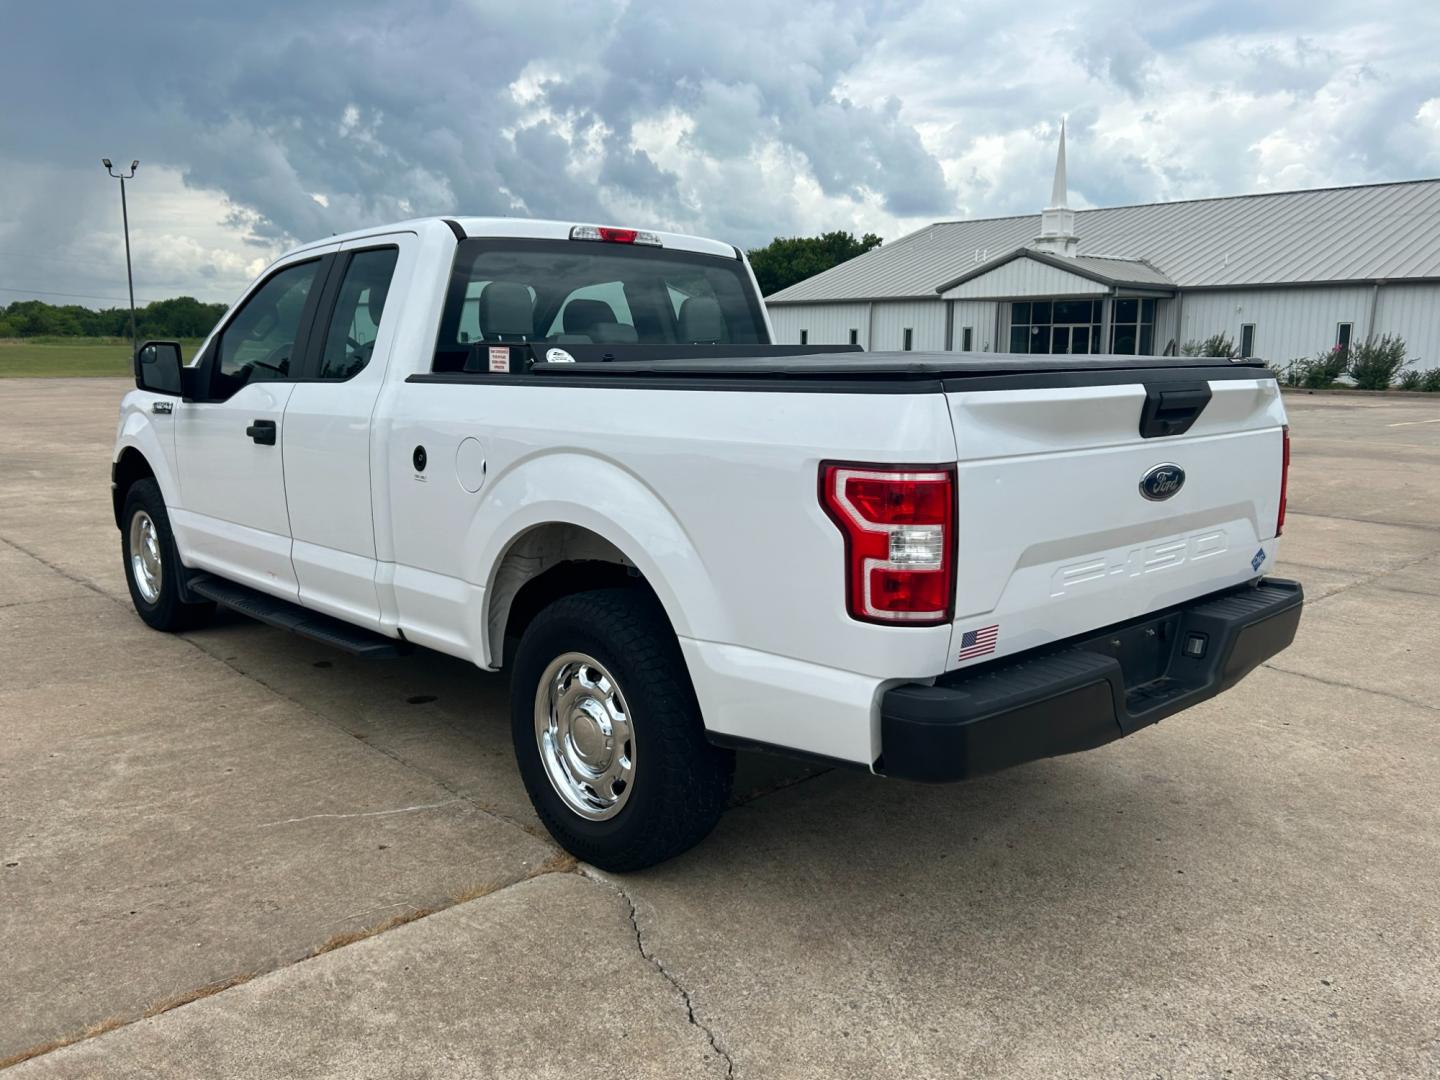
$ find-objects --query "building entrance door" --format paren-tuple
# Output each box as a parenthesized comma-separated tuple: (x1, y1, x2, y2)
(1050, 324, 1092, 354)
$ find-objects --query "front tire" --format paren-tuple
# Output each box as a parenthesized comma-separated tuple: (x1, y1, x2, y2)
(121, 479, 214, 632)
(511, 588, 733, 871)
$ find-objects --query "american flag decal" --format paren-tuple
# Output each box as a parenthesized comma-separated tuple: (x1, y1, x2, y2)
(957, 624, 999, 661)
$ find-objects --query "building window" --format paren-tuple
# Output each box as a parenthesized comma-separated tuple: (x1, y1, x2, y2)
(961, 326, 974, 352)
(1008, 299, 1102, 355)
(1110, 297, 1156, 355)
(1240, 323, 1256, 358)
(1336, 322, 1353, 351)
(903, 327, 914, 351)
(800, 329, 808, 345)
(848, 328, 859, 346)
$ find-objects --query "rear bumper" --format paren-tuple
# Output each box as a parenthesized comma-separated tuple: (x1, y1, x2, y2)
(878, 577, 1303, 782)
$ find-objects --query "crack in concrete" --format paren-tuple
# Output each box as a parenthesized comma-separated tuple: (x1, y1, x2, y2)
(257, 799, 464, 828)
(1261, 662, 1439, 714)
(580, 867, 736, 1078)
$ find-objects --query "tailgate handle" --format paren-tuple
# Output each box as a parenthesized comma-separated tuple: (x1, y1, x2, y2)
(1139, 385, 1211, 439)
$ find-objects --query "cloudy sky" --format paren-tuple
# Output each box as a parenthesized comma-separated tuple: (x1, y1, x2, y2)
(3, 0, 1438, 307)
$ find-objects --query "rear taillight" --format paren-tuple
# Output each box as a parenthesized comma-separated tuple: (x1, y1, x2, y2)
(819, 463, 956, 625)
(1276, 424, 1290, 537)
(569, 224, 662, 246)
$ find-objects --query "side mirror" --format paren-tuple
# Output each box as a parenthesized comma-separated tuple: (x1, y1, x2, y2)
(134, 340, 183, 396)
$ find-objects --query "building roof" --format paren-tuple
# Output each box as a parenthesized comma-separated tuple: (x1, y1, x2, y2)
(766, 178, 1440, 303)
(938, 250, 1175, 294)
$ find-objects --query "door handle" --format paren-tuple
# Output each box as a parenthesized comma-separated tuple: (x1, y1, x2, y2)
(246, 419, 277, 445)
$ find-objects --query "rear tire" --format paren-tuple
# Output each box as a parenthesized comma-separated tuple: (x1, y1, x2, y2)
(121, 479, 215, 632)
(511, 588, 733, 871)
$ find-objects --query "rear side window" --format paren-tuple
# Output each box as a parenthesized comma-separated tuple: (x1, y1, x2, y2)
(316, 248, 399, 380)
(215, 259, 320, 396)
(433, 239, 767, 371)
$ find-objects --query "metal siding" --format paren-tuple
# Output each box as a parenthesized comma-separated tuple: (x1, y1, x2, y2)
(1154, 298, 1179, 354)
(1374, 283, 1440, 369)
(948, 300, 998, 351)
(765, 179, 1440, 303)
(942, 258, 1109, 299)
(870, 301, 947, 351)
(765, 302, 870, 346)
(1178, 286, 1374, 363)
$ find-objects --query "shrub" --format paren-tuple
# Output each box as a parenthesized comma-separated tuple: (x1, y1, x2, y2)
(1180, 333, 1235, 358)
(1268, 360, 1304, 386)
(1347, 334, 1411, 390)
(1293, 346, 1349, 389)
(1420, 368, 1440, 392)
(1396, 369, 1423, 391)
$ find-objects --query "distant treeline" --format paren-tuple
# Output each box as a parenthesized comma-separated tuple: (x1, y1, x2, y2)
(0, 296, 228, 339)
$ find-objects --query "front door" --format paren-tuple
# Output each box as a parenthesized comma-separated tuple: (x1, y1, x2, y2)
(172, 254, 332, 598)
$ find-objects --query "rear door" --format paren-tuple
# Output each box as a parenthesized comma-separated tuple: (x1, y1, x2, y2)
(172, 251, 333, 598)
(281, 234, 411, 627)
(944, 367, 1287, 670)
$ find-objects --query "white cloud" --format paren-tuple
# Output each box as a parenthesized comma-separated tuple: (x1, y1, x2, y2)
(2, 0, 1438, 306)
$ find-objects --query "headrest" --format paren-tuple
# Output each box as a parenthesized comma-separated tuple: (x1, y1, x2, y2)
(563, 298, 617, 334)
(590, 322, 639, 344)
(366, 279, 390, 326)
(479, 282, 534, 339)
(677, 296, 725, 343)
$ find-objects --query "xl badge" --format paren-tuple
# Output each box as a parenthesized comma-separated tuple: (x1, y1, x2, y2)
(1139, 463, 1185, 501)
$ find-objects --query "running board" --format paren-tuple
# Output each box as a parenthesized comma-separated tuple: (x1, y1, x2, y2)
(188, 575, 411, 659)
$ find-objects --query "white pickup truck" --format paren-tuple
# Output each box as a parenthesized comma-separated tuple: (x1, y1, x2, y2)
(114, 216, 1302, 869)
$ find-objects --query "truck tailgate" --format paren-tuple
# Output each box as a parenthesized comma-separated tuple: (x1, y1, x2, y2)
(945, 374, 1286, 671)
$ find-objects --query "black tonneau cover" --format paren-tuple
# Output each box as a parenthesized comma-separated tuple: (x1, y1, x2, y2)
(527, 344, 1269, 381)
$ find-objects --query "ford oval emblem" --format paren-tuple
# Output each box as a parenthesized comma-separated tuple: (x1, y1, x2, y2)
(1139, 463, 1185, 501)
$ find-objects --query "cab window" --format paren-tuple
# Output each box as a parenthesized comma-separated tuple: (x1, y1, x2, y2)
(316, 248, 400, 380)
(214, 260, 320, 396)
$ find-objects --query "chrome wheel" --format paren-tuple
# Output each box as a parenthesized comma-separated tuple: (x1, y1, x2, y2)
(534, 652, 636, 821)
(128, 510, 163, 604)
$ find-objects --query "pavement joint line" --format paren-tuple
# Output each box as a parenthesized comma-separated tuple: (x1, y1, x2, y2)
(0, 527, 558, 849)
(189, 643, 556, 843)
(0, 533, 113, 598)
(0, 859, 578, 1072)
(1301, 549, 1440, 608)
(578, 865, 737, 1079)
(731, 766, 836, 807)
(1260, 663, 1440, 714)
(1287, 510, 1440, 535)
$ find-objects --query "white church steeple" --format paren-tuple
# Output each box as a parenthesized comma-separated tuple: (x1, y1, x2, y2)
(1034, 118, 1079, 257)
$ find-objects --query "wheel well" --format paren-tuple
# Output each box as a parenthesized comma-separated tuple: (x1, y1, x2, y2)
(112, 448, 156, 528)
(491, 524, 660, 667)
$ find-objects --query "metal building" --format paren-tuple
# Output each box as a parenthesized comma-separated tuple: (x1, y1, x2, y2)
(765, 124, 1440, 368)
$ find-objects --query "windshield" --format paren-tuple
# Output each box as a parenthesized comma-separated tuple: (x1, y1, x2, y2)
(433, 238, 767, 371)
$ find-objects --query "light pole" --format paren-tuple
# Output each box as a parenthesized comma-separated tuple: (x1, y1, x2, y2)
(102, 158, 140, 351)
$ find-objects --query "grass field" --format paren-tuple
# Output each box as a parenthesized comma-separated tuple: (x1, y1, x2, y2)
(0, 338, 203, 379)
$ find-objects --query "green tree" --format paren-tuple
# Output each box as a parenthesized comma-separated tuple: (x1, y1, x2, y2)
(746, 231, 883, 297)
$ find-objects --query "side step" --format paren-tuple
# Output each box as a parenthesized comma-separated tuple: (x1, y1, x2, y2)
(188, 575, 411, 659)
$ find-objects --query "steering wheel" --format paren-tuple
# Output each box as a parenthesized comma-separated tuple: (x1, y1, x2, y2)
(250, 341, 293, 376)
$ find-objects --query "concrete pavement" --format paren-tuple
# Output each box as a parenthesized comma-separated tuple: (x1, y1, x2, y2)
(1, 379, 1437, 1077)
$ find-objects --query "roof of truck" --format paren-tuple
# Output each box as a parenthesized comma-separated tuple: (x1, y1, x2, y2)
(284, 216, 739, 261)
